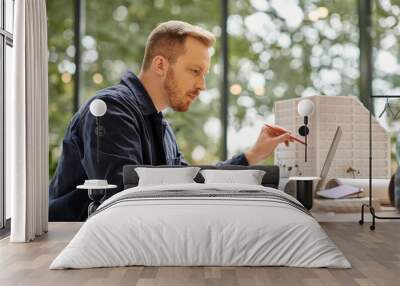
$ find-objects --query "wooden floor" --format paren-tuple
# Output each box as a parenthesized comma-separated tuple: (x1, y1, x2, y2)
(1, 222, 399, 286)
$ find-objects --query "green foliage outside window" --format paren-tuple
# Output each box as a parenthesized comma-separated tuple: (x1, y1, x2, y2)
(47, 0, 399, 178)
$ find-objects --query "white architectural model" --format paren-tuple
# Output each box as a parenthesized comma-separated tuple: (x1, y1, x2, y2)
(274, 95, 390, 180)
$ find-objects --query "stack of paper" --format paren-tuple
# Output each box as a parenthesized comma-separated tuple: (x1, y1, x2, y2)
(317, 184, 363, 199)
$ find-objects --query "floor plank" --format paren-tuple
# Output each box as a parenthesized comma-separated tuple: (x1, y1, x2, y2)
(0, 222, 399, 286)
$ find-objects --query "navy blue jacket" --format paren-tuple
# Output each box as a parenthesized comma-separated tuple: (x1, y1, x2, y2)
(49, 71, 249, 221)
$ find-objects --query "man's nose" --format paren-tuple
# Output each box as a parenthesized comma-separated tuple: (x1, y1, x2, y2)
(196, 75, 206, 91)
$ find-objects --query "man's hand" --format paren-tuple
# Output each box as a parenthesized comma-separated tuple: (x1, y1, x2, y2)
(245, 125, 294, 165)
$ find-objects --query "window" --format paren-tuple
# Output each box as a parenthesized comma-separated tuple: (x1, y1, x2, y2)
(228, 0, 359, 162)
(5, 0, 14, 33)
(83, 1, 221, 165)
(373, 1, 400, 100)
(1, 0, 14, 230)
(372, 0, 400, 173)
(47, 1, 383, 180)
(47, 0, 74, 176)
(47, 0, 222, 176)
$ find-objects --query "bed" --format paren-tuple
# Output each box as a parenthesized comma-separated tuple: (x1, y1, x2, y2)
(50, 165, 351, 269)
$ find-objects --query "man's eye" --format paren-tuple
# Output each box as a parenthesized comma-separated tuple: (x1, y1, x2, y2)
(192, 69, 200, 75)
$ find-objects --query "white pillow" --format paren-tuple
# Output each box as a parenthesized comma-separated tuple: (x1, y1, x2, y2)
(200, 169, 266, 185)
(135, 167, 200, 186)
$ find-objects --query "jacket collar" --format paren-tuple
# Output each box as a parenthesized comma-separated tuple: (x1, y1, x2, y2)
(120, 70, 158, 116)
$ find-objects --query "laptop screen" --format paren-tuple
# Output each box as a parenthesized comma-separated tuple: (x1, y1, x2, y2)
(314, 126, 342, 192)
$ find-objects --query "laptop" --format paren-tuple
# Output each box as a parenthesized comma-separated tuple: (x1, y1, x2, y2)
(314, 126, 343, 193)
(283, 126, 342, 196)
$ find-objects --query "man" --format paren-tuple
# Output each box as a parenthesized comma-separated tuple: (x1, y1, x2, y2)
(49, 21, 293, 221)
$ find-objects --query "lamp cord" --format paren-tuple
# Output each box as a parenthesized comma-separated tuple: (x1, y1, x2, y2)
(304, 116, 308, 162)
(96, 117, 99, 164)
(305, 134, 308, 162)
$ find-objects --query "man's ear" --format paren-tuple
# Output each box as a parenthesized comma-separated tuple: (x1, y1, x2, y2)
(151, 55, 169, 77)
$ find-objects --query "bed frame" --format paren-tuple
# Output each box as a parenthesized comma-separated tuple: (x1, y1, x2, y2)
(123, 165, 280, 189)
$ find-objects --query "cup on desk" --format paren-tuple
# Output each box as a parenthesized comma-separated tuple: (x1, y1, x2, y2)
(289, 176, 320, 210)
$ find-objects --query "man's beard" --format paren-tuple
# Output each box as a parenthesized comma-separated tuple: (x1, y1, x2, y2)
(164, 69, 194, 112)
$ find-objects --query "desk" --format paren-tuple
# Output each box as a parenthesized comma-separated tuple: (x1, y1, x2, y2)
(289, 176, 320, 210)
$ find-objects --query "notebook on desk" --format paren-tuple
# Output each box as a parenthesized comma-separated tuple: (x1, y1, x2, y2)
(316, 184, 363, 199)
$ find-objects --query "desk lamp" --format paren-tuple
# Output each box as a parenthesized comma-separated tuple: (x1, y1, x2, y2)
(297, 99, 315, 162)
(89, 99, 107, 165)
(77, 99, 117, 215)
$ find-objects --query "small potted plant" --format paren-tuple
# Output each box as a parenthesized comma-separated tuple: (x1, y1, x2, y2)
(278, 161, 302, 177)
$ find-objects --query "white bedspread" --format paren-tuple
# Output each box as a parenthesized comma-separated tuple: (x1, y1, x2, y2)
(50, 183, 351, 269)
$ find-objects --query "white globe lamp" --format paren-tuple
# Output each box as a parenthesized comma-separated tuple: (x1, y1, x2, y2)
(297, 99, 315, 117)
(89, 99, 107, 165)
(297, 99, 315, 162)
(90, 99, 107, 117)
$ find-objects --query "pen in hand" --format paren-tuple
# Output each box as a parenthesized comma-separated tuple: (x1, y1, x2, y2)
(264, 124, 306, 145)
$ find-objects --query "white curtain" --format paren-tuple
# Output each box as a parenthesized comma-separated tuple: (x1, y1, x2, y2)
(7, 0, 49, 242)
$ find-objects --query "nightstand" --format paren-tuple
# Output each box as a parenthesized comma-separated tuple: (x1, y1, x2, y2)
(289, 176, 320, 210)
